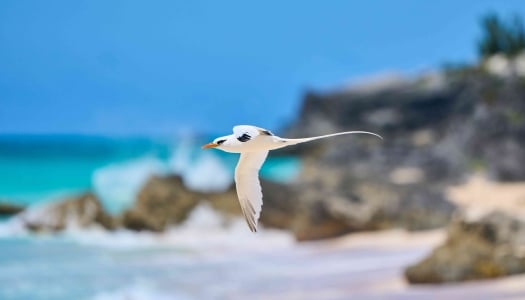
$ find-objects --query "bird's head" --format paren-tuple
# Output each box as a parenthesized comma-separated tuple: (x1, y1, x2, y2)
(201, 135, 231, 150)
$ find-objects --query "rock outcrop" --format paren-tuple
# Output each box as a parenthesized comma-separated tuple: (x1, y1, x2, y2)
(271, 70, 525, 239)
(284, 164, 455, 240)
(121, 175, 317, 234)
(405, 211, 525, 283)
(123, 173, 455, 241)
(285, 71, 525, 182)
(121, 175, 240, 231)
(20, 193, 114, 232)
(0, 202, 24, 216)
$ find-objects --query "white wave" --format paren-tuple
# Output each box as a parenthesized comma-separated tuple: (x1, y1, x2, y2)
(168, 139, 194, 174)
(51, 204, 294, 255)
(163, 204, 294, 254)
(0, 216, 27, 238)
(2, 203, 293, 254)
(92, 156, 166, 214)
(181, 152, 232, 192)
(0, 188, 106, 239)
(92, 282, 190, 300)
(168, 140, 233, 192)
(0, 198, 108, 238)
(168, 139, 300, 191)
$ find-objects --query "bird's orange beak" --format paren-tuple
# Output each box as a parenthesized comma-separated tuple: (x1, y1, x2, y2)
(202, 142, 218, 149)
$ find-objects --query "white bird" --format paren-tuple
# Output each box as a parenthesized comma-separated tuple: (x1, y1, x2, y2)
(202, 125, 382, 232)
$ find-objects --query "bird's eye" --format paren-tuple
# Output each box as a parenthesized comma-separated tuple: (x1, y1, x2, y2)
(216, 139, 226, 145)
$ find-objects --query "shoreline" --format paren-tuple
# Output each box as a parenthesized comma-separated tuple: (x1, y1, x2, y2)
(2, 211, 525, 299)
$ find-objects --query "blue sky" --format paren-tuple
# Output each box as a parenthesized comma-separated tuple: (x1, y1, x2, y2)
(1, 1, 524, 135)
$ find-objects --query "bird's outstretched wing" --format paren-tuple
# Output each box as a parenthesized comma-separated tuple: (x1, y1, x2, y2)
(234, 150, 268, 232)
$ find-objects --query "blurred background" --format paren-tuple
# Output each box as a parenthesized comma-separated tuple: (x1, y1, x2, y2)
(1, 1, 525, 299)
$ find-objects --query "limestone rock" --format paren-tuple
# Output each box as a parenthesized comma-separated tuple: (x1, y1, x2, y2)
(0, 202, 24, 216)
(21, 193, 114, 232)
(405, 211, 525, 283)
(121, 175, 239, 231)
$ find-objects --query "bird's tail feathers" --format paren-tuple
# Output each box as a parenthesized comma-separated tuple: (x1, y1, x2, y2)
(281, 131, 383, 146)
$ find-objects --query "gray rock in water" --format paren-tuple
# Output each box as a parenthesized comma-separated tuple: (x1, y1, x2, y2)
(405, 211, 525, 283)
(0, 202, 24, 216)
(122, 176, 199, 231)
(20, 193, 114, 232)
(122, 175, 315, 234)
(122, 175, 240, 231)
(124, 174, 354, 240)
(123, 172, 455, 240)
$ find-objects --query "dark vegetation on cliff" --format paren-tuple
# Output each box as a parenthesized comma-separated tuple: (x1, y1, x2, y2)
(478, 13, 525, 58)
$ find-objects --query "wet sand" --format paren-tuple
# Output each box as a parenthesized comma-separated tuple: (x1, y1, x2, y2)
(238, 229, 525, 300)
(254, 174, 525, 300)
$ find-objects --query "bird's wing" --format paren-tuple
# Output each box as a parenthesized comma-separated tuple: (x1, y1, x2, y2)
(232, 125, 273, 142)
(234, 150, 269, 232)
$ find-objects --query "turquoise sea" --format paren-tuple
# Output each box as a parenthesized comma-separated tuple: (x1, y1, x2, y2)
(2, 136, 524, 299)
(0, 134, 300, 213)
(0, 134, 303, 300)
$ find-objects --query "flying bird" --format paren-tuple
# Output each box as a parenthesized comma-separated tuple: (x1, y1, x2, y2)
(202, 125, 382, 232)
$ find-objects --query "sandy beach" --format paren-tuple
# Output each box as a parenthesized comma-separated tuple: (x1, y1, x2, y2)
(292, 229, 525, 300)
(447, 174, 525, 218)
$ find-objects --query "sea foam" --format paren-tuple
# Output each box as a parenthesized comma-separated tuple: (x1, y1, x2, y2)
(60, 203, 294, 254)
(90, 140, 234, 214)
(180, 152, 232, 192)
(168, 140, 233, 192)
(1, 137, 299, 230)
(92, 283, 189, 300)
(92, 156, 166, 214)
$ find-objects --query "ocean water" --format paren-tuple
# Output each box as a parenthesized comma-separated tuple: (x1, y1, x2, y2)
(0, 134, 303, 299)
(2, 135, 525, 299)
(0, 134, 306, 299)
(0, 134, 300, 213)
(3, 208, 521, 300)
(0, 205, 295, 300)
(0, 205, 443, 300)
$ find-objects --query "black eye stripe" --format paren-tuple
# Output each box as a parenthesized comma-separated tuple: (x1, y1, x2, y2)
(237, 133, 251, 142)
(216, 139, 226, 145)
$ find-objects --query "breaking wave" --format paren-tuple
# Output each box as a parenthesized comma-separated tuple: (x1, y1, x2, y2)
(92, 156, 167, 214)
(90, 141, 235, 213)
(1, 136, 300, 221)
(0, 203, 294, 253)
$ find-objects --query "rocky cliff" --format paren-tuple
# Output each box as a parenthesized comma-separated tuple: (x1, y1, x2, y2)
(286, 71, 525, 182)
(285, 69, 525, 281)
(278, 70, 525, 239)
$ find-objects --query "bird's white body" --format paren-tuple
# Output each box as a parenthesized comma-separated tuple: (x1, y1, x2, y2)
(202, 125, 382, 232)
